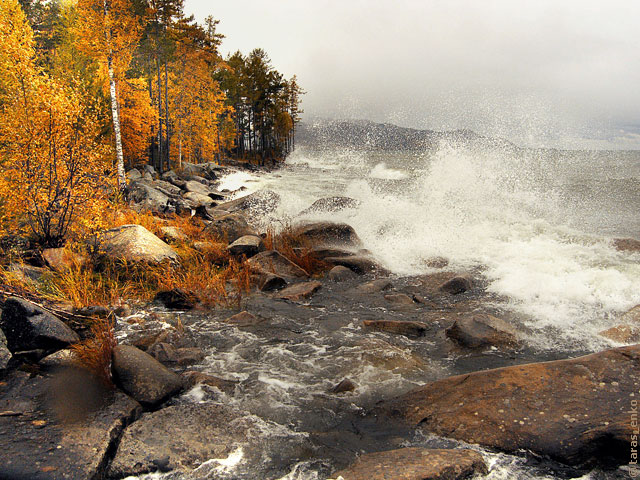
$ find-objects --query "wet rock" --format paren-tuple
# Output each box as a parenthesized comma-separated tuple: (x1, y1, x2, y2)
(293, 221, 362, 248)
(620, 304, 640, 323)
(182, 371, 238, 394)
(439, 275, 472, 294)
(74, 305, 111, 318)
(258, 273, 287, 292)
(329, 378, 356, 394)
(108, 403, 250, 477)
(599, 324, 640, 343)
(204, 213, 256, 243)
(225, 311, 266, 327)
(327, 265, 358, 281)
(0, 330, 10, 370)
(325, 256, 386, 275)
(445, 314, 518, 349)
(277, 281, 322, 302)
(93, 224, 178, 264)
(42, 247, 86, 272)
(159, 226, 186, 243)
(148, 343, 205, 366)
(111, 345, 184, 407)
(380, 344, 640, 467)
(227, 234, 264, 257)
(299, 196, 360, 215)
(384, 293, 416, 305)
(355, 279, 393, 293)
(312, 246, 356, 260)
(154, 288, 198, 310)
(0, 369, 141, 480)
(332, 447, 487, 480)
(247, 250, 309, 279)
(363, 320, 428, 337)
(0, 297, 79, 353)
(613, 237, 640, 252)
(131, 330, 171, 351)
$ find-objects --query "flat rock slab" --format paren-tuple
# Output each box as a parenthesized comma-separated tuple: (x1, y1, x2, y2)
(332, 447, 487, 480)
(112, 345, 184, 407)
(0, 369, 141, 480)
(94, 224, 178, 264)
(277, 281, 322, 302)
(380, 344, 640, 467)
(227, 235, 264, 257)
(108, 403, 251, 477)
(1, 297, 79, 353)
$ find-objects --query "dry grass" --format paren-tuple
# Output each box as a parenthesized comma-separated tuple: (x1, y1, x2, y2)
(69, 316, 117, 386)
(264, 225, 328, 275)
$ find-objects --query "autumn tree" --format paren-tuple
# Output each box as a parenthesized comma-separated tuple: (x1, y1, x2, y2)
(0, 0, 112, 246)
(76, 0, 142, 190)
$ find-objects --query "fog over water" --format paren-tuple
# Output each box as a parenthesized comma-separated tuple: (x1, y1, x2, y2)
(185, 0, 640, 149)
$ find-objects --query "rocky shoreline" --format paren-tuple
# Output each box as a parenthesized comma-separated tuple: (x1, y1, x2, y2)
(1, 162, 639, 479)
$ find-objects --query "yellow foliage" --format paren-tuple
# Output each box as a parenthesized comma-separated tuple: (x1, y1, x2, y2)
(0, 0, 113, 246)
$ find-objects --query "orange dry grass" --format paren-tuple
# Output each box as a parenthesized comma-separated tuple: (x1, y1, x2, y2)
(70, 317, 116, 386)
(265, 226, 328, 275)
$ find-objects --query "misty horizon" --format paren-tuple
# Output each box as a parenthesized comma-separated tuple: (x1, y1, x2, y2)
(185, 0, 640, 150)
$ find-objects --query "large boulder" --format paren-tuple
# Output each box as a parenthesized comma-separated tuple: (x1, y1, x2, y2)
(93, 225, 178, 264)
(292, 221, 362, 248)
(127, 181, 173, 214)
(380, 344, 640, 467)
(0, 369, 141, 480)
(247, 250, 309, 279)
(204, 213, 256, 243)
(332, 447, 487, 480)
(42, 247, 86, 272)
(445, 314, 518, 349)
(183, 191, 215, 209)
(108, 403, 251, 477)
(111, 345, 184, 407)
(0, 297, 79, 353)
(184, 179, 213, 196)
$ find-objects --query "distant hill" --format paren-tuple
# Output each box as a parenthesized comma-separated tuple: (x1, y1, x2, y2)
(296, 119, 515, 152)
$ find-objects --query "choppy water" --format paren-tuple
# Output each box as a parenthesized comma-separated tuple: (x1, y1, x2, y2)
(123, 141, 640, 480)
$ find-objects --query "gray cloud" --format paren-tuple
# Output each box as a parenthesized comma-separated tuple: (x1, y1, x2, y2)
(185, 0, 640, 148)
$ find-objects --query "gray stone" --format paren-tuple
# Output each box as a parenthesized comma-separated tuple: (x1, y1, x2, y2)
(293, 221, 362, 248)
(108, 403, 251, 477)
(439, 275, 472, 294)
(329, 378, 356, 394)
(204, 213, 256, 243)
(112, 345, 184, 407)
(354, 279, 393, 293)
(0, 297, 79, 353)
(224, 311, 266, 327)
(128, 181, 173, 214)
(159, 226, 186, 243)
(227, 235, 264, 257)
(126, 168, 142, 180)
(0, 329, 10, 370)
(325, 255, 386, 274)
(94, 225, 178, 264)
(299, 196, 360, 215)
(212, 189, 280, 216)
(184, 180, 212, 196)
(446, 314, 518, 349)
(183, 191, 215, 208)
(327, 265, 358, 281)
(148, 343, 205, 366)
(258, 273, 287, 292)
(363, 319, 428, 337)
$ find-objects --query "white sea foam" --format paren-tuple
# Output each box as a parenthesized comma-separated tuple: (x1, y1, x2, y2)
(219, 143, 640, 351)
(369, 162, 408, 180)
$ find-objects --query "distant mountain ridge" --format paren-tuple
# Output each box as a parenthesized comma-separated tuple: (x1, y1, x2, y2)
(296, 119, 515, 151)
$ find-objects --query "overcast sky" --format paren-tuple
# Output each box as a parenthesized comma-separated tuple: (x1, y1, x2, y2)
(185, 0, 640, 148)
